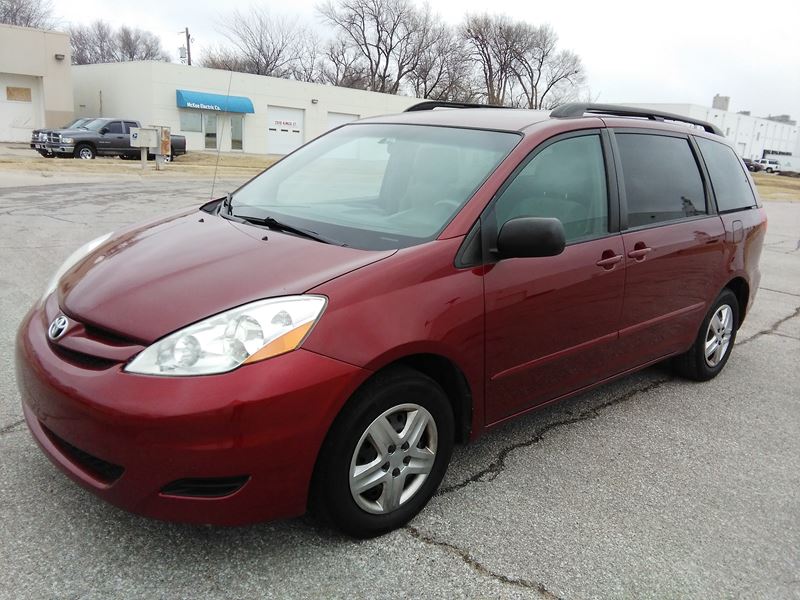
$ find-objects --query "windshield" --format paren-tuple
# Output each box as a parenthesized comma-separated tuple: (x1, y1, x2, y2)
(230, 123, 520, 250)
(64, 118, 91, 129)
(82, 119, 107, 131)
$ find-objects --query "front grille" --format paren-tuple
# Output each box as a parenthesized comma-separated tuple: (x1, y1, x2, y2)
(42, 424, 124, 484)
(48, 132, 59, 143)
(161, 476, 249, 498)
(50, 344, 118, 370)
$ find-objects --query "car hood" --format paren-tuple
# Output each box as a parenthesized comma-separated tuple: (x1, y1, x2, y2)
(59, 210, 395, 343)
(51, 128, 89, 136)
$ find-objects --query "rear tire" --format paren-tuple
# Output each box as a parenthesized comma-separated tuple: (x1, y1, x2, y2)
(310, 366, 454, 538)
(673, 289, 739, 381)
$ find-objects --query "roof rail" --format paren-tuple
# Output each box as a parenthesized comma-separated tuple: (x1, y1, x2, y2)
(550, 103, 723, 136)
(405, 100, 506, 112)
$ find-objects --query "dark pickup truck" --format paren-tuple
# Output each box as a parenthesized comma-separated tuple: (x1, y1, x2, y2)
(44, 118, 187, 161)
(30, 117, 95, 157)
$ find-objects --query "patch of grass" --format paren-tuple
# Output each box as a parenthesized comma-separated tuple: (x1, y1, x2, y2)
(752, 172, 800, 201)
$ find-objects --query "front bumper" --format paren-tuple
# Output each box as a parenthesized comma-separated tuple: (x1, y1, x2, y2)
(16, 301, 370, 525)
(45, 142, 74, 154)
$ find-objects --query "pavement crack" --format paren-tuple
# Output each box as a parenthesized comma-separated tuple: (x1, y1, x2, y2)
(738, 303, 800, 346)
(0, 419, 25, 436)
(759, 287, 800, 298)
(405, 525, 563, 599)
(438, 379, 669, 497)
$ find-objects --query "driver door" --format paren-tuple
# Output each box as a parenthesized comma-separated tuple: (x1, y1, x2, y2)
(483, 131, 626, 424)
(98, 120, 126, 154)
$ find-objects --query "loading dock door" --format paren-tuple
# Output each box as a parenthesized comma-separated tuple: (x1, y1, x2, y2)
(327, 111, 359, 131)
(266, 106, 304, 154)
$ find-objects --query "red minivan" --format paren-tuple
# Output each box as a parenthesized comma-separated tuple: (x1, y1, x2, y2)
(16, 103, 766, 537)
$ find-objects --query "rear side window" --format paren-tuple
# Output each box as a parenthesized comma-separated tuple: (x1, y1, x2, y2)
(493, 134, 608, 243)
(124, 121, 138, 133)
(695, 138, 757, 212)
(105, 121, 124, 134)
(616, 133, 706, 227)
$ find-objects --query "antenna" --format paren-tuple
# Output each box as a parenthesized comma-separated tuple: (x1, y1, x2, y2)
(210, 69, 234, 200)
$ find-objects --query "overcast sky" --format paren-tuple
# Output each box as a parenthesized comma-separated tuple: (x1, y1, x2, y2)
(51, 0, 800, 119)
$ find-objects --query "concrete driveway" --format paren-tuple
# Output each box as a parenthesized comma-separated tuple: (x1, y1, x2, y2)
(1, 174, 798, 599)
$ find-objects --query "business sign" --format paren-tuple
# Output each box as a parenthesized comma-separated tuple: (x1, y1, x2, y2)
(176, 90, 255, 114)
(186, 101, 222, 111)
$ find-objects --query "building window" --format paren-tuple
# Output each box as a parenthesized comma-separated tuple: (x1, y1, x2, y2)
(725, 127, 730, 136)
(231, 115, 243, 150)
(6, 87, 32, 102)
(179, 110, 202, 132)
(204, 113, 217, 150)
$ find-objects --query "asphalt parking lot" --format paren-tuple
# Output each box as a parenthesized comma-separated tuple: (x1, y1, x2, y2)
(0, 170, 798, 599)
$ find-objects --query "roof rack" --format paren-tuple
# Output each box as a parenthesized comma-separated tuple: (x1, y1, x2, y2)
(405, 100, 506, 112)
(550, 103, 723, 136)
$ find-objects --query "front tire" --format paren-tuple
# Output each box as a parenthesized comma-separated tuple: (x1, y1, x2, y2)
(310, 366, 454, 538)
(74, 144, 95, 160)
(674, 289, 739, 381)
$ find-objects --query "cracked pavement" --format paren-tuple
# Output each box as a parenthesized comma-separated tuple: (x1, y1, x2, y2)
(0, 172, 798, 599)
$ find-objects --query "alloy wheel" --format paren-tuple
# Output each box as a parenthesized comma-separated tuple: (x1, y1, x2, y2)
(78, 147, 93, 159)
(349, 403, 437, 514)
(705, 304, 733, 367)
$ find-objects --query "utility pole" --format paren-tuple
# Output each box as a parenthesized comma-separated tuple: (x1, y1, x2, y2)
(183, 27, 192, 66)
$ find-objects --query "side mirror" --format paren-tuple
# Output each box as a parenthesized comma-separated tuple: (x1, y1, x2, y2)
(99, 127, 108, 135)
(497, 217, 566, 259)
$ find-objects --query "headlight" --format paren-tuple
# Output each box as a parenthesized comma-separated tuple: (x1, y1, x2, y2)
(61, 137, 74, 144)
(42, 233, 112, 300)
(125, 295, 327, 376)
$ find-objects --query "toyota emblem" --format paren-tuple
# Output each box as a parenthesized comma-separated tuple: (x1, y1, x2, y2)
(48, 315, 69, 340)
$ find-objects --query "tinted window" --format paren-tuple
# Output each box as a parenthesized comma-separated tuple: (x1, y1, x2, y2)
(695, 138, 757, 212)
(123, 121, 138, 133)
(105, 121, 124, 134)
(616, 134, 706, 227)
(494, 134, 608, 243)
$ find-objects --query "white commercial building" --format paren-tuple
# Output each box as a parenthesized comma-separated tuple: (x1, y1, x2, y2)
(0, 24, 73, 142)
(72, 61, 419, 155)
(631, 102, 798, 162)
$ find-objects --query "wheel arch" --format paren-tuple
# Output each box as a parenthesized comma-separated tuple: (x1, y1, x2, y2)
(390, 353, 473, 445)
(724, 276, 750, 327)
(74, 141, 96, 154)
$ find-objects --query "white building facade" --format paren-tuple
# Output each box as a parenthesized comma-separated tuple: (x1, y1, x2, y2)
(631, 102, 798, 161)
(0, 24, 73, 142)
(72, 61, 419, 155)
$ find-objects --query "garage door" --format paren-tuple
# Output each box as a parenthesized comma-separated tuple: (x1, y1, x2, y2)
(266, 106, 304, 155)
(327, 111, 359, 131)
(0, 73, 42, 142)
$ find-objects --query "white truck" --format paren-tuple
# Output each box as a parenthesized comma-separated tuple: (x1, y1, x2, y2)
(754, 158, 781, 173)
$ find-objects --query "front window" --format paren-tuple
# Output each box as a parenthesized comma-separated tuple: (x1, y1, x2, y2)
(82, 119, 108, 132)
(230, 124, 520, 250)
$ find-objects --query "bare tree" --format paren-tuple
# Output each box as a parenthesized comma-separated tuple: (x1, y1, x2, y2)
(0, 0, 54, 28)
(290, 31, 325, 83)
(203, 7, 301, 77)
(318, 0, 436, 94)
(319, 36, 369, 88)
(408, 26, 478, 101)
(70, 21, 169, 64)
(510, 24, 584, 109)
(462, 13, 523, 106)
(116, 26, 167, 61)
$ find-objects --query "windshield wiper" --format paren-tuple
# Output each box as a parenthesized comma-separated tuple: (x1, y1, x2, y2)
(224, 210, 342, 246)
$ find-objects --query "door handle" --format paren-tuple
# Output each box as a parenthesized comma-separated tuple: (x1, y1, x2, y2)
(627, 245, 652, 260)
(596, 252, 623, 269)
